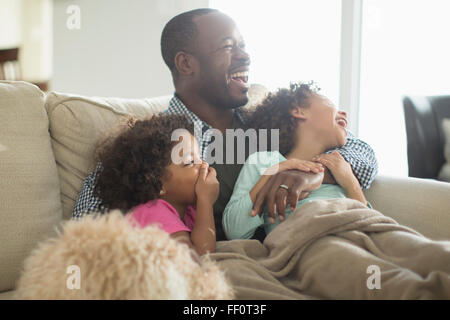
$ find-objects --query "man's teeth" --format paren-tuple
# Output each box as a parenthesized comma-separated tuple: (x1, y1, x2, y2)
(230, 71, 249, 79)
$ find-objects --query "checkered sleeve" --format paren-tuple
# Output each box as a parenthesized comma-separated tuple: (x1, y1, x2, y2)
(72, 162, 108, 220)
(326, 131, 378, 189)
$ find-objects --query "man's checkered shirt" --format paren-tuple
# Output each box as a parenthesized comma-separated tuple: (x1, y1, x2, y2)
(72, 95, 378, 219)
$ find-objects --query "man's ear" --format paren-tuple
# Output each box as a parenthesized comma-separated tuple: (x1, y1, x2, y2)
(290, 106, 308, 120)
(174, 51, 197, 76)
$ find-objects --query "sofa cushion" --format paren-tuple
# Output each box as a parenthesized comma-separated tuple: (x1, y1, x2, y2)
(364, 175, 450, 240)
(0, 81, 62, 292)
(44, 93, 171, 220)
(44, 84, 270, 220)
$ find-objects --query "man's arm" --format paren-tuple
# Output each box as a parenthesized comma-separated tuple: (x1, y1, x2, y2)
(314, 151, 367, 206)
(330, 131, 378, 189)
(72, 162, 105, 219)
(315, 132, 378, 189)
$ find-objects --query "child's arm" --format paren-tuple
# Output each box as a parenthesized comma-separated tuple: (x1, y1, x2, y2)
(222, 155, 266, 240)
(171, 163, 218, 256)
(314, 151, 367, 205)
(223, 153, 324, 239)
(191, 163, 219, 255)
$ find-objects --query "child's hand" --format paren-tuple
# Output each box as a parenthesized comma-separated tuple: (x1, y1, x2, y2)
(313, 151, 359, 190)
(195, 162, 219, 206)
(264, 158, 324, 176)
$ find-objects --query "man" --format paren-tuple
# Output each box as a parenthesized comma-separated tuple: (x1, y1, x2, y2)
(73, 8, 378, 242)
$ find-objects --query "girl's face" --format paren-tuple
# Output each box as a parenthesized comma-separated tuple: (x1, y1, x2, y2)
(161, 132, 203, 206)
(297, 94, 348, 149)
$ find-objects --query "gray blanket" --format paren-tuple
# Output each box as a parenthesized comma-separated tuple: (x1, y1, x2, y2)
(211, 199, 450, 299)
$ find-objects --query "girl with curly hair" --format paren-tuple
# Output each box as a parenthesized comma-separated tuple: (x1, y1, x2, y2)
(94, 114, 219, 255)
(223, 82, 368, 240)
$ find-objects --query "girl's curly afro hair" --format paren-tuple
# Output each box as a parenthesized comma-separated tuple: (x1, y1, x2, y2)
(94, 114, 194, 212)
(244, 81, 320, 156)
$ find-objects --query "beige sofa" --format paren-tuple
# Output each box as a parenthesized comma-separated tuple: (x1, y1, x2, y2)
(1, 80, 450, 300)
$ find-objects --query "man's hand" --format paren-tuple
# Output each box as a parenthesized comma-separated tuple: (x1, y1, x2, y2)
(251, 169, 324, 223)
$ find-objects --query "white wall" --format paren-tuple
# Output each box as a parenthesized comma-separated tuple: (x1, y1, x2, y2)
(21, 0, 53, 81)
(0, 0, 52, 82)
(52, 0, 208, 98)
(0, 0, 22, 49)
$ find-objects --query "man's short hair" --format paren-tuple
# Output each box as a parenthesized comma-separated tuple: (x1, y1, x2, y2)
(161, 8, 218, 75)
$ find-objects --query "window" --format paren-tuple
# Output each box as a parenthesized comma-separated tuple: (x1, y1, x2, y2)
(210, 0, 342, 105)
(359, 0, 450, 176)
(212, 0, 450, 177)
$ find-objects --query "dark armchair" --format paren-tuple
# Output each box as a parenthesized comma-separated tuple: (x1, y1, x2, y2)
(403, 95, 450, 179)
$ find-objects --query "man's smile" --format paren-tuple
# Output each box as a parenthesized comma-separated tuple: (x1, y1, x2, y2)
(228, 69, 249, 90)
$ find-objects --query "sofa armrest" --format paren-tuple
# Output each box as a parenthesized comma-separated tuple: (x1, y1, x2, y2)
(364, 175, 450, 240)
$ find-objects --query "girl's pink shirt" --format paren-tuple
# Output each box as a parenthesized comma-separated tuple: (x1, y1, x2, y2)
(130, 199, 196, 234)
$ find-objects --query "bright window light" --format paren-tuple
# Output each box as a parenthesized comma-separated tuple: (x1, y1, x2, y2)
(209, 0, 342, 105)
(359, 0, 450, 176)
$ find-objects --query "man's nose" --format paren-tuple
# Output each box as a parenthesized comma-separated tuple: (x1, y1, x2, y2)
(234, 47, 251, 65)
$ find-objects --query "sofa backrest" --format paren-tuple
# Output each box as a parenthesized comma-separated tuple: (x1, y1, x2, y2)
(0, 81, 63, 292)
(45, 84, 269, 221)
(0, 81, 268, 293)
(44, 93, 171, 220)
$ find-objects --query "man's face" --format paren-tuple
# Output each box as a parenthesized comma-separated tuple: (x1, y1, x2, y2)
(191, 12, 251, 110)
